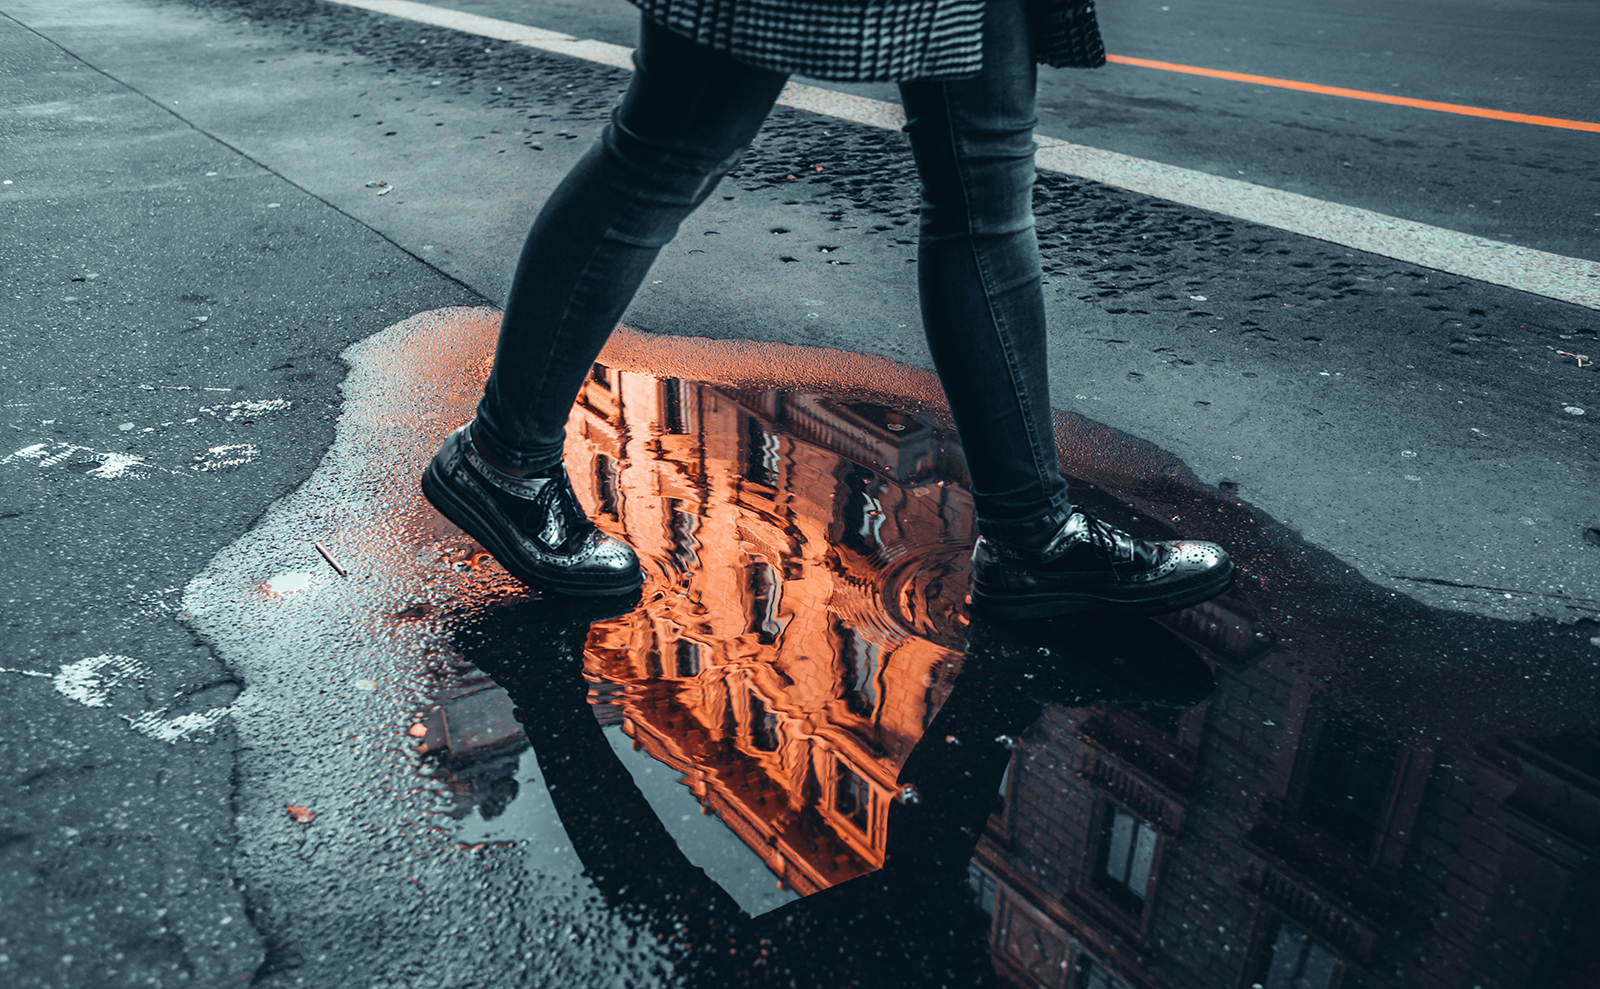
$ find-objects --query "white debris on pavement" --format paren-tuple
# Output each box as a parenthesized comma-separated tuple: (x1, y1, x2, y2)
(198, 398, 291, 421)
(2, 440, 173, 478)
(52, 654, 148, 707)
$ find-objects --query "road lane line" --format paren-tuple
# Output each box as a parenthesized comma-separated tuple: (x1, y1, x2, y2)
(1105, 55, 1600, 134)
(323, 0, 1600, 310)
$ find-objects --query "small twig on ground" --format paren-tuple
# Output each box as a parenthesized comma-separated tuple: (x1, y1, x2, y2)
(314, 542, 349, 577)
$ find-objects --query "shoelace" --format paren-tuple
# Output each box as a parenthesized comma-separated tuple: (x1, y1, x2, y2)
(1075, 507, 1127, 559)
(537, 469, 597, 550)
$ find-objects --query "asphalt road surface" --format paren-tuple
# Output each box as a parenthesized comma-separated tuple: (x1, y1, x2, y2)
(430, 0, 1600, 263)
(1, 0, 1597, 988)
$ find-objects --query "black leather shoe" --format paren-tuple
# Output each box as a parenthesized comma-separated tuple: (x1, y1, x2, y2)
(969, 506, 1233, 619)
(420, 424, 643, 596)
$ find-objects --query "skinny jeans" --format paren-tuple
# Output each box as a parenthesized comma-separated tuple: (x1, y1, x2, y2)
(475, 0, 1072, 543)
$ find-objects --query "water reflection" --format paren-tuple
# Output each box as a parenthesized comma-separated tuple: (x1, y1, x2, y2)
(426, 362, 1598, 989)
(568, 368, 980, 896)
(452, 593, 1215, 987)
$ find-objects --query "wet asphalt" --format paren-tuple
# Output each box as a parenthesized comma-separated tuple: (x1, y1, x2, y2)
(427, 0, 1600, 263)
(0, 0, 1597, 987)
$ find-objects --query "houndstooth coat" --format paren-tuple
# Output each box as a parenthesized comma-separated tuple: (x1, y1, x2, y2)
(627, 0, 1106, 82)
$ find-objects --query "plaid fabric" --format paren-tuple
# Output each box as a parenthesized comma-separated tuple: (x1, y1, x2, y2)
(627, 0, 1104, 82)
(628, 0, 989, 81)
(1033, 0, 1106, 71)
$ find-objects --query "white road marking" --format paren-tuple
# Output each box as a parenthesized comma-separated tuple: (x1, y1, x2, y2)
(52, 654, 144, 707)
(4, 439, 263, 477)
(192, 443, 260, 471)
(5, 398, 283, 478)
(124, 707, 232, 742)
(324, 0, 1599, 310)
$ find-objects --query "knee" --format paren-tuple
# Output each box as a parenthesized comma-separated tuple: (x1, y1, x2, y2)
(919, 148, 1037, 241)
(579, 123, 735, 248)
(601, 116, 739, 198)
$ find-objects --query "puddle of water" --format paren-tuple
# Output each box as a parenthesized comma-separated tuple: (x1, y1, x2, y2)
(563, 368, 979, 900)
(183, 306, 1599, 988)
(262, 571, 314, 596)
(448, 333, 1600, 983)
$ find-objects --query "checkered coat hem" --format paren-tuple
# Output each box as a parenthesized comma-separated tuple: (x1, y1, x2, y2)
(627, 0, 1105, 83)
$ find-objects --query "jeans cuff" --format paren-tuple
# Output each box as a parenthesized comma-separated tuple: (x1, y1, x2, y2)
(975, 501, 1075, 547)
(469, 412, 565, 475)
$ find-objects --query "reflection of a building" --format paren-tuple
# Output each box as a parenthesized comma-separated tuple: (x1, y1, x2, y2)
(565, 365, 975, 895)
(477, 361, 1598, 988)
(968, 599, 1600, 989)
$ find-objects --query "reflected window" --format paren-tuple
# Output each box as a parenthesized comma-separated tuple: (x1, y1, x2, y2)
(674, 639, 701, 678)
(643, 636, 663, 679)
(1133, 703, 1184, 738)
(590, 362, 611, 388)
(856, 492, 884, 547)
(750, 693, 780, 752)
(1098, 806, 1158, 911)
(967, 861, 998, 915)
(747, 561, 784, 645)
(668, 501, 701, 571)
(1077, 956, 1129, 989)
(662, 378, 688, 435)
(1298, 718, 1399, 849)
(744, 416, 779, 486)
(840, 466, 886, 553)
(594, 454, 618, 519)
(841, 629, 880, 717)
(1259, 922, 1339, 989)
(835, 762, 871, 833)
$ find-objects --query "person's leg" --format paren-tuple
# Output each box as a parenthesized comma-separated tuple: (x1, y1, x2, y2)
(899, 0, 1071, 547)
(473, 18, 790, 472)
(902, 0, 1234, 617)
(423, 18, 788, 595)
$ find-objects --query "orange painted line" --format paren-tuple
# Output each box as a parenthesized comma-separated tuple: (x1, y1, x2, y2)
(1104, 54, 1600, 134)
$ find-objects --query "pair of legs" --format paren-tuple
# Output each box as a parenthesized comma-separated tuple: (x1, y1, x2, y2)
(473, 0, 1072, 545)
(432, 0, 1234, 611)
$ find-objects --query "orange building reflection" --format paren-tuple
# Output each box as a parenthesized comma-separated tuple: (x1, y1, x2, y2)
(564, 365, 976, 895)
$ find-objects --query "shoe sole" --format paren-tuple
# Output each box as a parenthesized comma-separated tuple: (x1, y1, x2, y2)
(969, 560, 1236, 622)
(421, 459, 643, 597)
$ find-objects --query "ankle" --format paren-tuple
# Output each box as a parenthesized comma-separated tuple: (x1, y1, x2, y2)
(469, 423, 551, 479)
(987, 508, 1079, 553)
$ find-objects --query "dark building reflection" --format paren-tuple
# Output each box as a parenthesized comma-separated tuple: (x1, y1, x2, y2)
(969, 631, 1600, 989)
(412, 664, 528, 821)
(431, 364, 1599, 989)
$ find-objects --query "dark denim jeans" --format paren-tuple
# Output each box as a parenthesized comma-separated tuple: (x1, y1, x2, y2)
(474, 0, 1072, 543)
